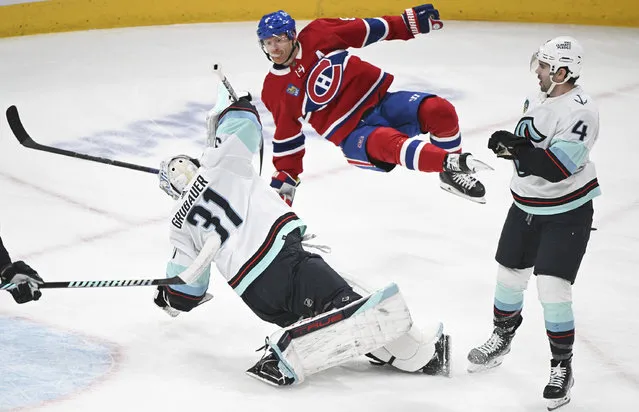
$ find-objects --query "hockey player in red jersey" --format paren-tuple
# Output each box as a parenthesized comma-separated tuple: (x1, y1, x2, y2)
(258, 5, 490, 205)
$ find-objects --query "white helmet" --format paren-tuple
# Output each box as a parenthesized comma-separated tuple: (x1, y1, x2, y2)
(531, 36, 584, 79)
(158, 155, 200, 199)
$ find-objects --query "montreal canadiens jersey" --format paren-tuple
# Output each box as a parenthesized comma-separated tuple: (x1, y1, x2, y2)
(510, 85, 601, 215)
(261, 16, 415, 178)
(165, 111, 305, 296)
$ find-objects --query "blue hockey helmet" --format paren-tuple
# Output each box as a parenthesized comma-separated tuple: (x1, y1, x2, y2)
(257, 10, 296, 41)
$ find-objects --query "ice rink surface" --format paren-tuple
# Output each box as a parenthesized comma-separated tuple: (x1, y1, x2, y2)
(1, 19, 638, 411)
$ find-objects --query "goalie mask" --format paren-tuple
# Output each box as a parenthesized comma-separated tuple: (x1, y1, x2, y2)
(159, 155, 201, 199)
(530, 36, 583, 95)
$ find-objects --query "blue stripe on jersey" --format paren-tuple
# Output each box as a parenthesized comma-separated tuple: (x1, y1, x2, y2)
(273, 134, 305, 154)
(549, 140, 589, 175)
(403, 139, 422, 170)
(430, 135, 462, 151)
(233, 219, 306, 295)
(514, 186, 601, 215)
(363, 18, 388, 46)
(166, 261, 210, 296)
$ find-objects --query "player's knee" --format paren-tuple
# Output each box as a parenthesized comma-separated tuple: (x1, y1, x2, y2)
(418, 96, 459, 137)
(496, 264, 533, 292)
(536, 274, 572, 303)
(365, 127, 408, 165)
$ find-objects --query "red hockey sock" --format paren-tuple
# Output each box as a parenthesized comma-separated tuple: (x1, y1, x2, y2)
(366, 127, 447, 173)
(418, 96, 462, 153)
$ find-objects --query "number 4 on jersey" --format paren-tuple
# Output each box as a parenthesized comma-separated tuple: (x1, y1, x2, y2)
(571, 120, 588, 141)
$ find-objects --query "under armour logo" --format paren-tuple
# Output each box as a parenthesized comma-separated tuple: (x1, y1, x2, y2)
(574, 95, 588, 105)
(304, 298, 314, 308)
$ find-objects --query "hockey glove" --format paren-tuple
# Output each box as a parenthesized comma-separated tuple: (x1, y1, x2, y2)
(270, 171, 300, 206)
(488, 131, 532, 159)
(402, 4, 443, 36)
(443, 153, 494, 174)
(1, 261, 43, 304)
(154, 286, 211, 317)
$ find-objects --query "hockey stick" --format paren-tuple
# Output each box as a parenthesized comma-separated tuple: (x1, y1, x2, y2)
(0, 275, 184, 290)
(1, 235, 220, 291)
(5, 105, 159, 174)
(212, 64, 264, 175)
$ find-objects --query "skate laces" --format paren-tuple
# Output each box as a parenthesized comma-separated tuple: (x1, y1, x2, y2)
(476, 331, 505, 355)
(548, 364, 567, 387)
(451, 172, 478, 190)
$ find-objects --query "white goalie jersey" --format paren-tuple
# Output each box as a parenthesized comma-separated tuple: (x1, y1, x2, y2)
(511, 86, 601, 215)
(166, 109, 305, 297)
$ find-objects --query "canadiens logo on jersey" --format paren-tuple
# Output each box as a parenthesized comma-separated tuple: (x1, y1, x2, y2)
(304, 50, 348, 113)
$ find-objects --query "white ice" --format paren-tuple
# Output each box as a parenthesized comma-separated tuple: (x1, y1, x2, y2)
(0, 20, 638, 412)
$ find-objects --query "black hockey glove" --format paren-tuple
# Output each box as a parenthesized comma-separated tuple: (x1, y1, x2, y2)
(488, 130, 532, 159)
(154, 285, 207, 317)
(219, 95, 259, 120)
(1, 261, 43, 304)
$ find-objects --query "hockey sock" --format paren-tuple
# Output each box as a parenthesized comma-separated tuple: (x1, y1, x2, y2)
(366, 128, 447, 173)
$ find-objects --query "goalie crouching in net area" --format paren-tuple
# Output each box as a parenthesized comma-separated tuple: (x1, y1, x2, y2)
(156, 90, 452, 386)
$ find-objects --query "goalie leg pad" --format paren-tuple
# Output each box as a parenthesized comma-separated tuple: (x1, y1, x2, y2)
(367, 321, 443, 373)
(247, 283, 412, 385)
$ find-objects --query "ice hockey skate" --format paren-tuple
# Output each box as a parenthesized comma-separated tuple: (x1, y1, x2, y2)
(467, 326, 517, 373)
(421, 333, 451, 377)
(544, 358, 574, 411)
(246, 349, 295, 387)
(439, 171, 486, 204)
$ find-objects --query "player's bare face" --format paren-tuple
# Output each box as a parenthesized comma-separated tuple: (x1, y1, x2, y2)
(535, 62, 552, 93)
(262, 35, 295, 65)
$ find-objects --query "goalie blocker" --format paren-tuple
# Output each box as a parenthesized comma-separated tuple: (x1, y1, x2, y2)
(246, 283, 450, 386)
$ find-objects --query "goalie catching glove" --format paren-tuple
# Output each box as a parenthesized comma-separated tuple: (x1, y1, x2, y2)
(1, 261, 43, 304)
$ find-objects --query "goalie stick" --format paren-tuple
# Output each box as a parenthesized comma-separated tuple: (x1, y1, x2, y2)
(5, 105, 159, 174)
(1, 235, 220, 291)
(0, 276, 186, 290)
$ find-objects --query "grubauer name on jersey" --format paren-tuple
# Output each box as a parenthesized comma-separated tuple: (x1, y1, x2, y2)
(261, 16, 414, 178)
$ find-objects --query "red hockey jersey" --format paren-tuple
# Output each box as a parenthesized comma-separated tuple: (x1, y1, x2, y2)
(261, 16, 414, 179)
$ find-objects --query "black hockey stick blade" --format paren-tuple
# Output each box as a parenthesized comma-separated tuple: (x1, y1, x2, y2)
(6, 105, 160, 174)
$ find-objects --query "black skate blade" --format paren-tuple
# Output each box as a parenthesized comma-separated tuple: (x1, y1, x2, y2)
(245, 369, 283, 387)
(441, 334, 451, 377)
(439, 184, 487, 204)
